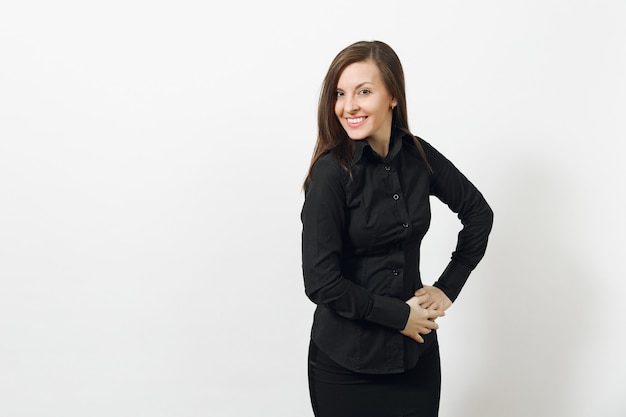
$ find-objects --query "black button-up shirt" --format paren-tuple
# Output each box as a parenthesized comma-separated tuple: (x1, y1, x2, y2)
(301, 129, 493, 374)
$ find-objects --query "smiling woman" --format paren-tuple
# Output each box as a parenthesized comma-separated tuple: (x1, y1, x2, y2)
(334, 61, 397, 156)
(301, 40, 494, 417)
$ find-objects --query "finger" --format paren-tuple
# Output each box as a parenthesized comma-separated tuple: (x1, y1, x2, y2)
(414, 334, 424, 343)
(415, 294, 429, 304)
(427, 309, 445, 319)
(414, 288, 427, 296)
(422, 321, 437, 331)
(424, 302, 439, 311)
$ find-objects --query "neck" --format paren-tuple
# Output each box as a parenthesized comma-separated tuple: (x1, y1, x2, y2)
(365, 126, 392, 158)
(366, 138, 389, 158)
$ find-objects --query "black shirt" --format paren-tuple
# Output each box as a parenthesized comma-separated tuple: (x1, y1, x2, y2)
(301, 129, 493, 374)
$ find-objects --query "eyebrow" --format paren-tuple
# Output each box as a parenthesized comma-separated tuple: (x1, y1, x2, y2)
(337, 81, 375, 91)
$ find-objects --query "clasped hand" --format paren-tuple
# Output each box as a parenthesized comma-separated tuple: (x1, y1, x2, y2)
(399, 286, 452, 343)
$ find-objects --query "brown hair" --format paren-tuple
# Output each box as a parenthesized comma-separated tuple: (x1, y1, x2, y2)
(303, 40, 430, 188)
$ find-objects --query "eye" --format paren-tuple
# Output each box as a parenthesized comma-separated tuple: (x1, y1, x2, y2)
(358, 89, 371, 95)
(336, 91, 344, 98)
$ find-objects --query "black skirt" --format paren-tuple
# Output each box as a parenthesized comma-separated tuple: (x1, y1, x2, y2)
(308, 339, 441, 417)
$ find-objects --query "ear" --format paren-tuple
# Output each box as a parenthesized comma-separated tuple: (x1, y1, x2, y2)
(391, 98, 398, 109)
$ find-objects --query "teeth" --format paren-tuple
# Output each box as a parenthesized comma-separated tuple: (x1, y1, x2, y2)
(347, 117, 365, 123)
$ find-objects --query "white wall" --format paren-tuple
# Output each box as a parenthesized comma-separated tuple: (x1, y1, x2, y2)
(1, 1, 624, 416)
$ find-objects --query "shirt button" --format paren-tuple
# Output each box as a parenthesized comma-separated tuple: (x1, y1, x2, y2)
(392, 269, 399, 276)
(384, 165, 391, 171)
(402, 223, 409, 228)
(393, 194, 399, 200)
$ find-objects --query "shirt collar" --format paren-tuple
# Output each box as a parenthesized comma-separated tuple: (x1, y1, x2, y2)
(352, 128, 408, 163)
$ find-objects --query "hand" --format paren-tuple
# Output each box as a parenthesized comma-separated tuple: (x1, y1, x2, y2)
(415, 286, 452, 312)
(399, 293, 445, 343)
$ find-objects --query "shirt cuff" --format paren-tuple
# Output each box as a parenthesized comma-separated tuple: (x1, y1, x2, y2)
(433, 260, 473, 302)
(365, 295, 411, 330)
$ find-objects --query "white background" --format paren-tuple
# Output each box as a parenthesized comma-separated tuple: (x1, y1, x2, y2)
(1, 1, 625, 416)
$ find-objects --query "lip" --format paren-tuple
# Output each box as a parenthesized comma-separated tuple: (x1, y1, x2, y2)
(345, 116, 367, 128)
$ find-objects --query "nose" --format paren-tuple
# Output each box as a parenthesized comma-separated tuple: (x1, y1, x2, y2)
(344, 96, 359, 113)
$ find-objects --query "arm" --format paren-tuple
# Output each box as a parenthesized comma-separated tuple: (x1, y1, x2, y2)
(422, 139, 494, 303)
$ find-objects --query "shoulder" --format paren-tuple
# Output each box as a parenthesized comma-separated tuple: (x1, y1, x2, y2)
(412, 135, 438, 158)
(410, 135, 451, 168)
(306, 152, 349, 191)
(399, 133, 444, 165)
(311, 152, 347, 178)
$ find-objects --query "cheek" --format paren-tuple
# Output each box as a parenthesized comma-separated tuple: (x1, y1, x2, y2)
(334, 101, 343, 119)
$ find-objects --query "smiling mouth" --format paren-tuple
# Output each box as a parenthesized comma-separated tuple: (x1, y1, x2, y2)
(346, 116, 367, 126)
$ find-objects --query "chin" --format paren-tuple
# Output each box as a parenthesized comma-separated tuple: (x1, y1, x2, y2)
(345, 130, 368, 141)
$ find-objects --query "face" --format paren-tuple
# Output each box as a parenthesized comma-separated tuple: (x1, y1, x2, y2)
(335, 60, 397, 145)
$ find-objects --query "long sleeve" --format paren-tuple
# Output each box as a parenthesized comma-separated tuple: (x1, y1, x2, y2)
(423, 140, 494, 301)
(301, 155, 410, 330)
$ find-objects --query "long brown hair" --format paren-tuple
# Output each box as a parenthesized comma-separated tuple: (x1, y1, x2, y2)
(303, 40, 430, 189)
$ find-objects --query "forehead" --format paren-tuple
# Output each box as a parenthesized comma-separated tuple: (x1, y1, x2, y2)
(337, 61, 382, 88)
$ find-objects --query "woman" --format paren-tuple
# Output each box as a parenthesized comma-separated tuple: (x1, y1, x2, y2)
(301, 40, 493, 417)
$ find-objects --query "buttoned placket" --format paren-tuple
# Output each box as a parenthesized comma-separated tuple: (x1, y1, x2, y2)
(384, 161, 411, 233)
(385, 159, 407, 369)
(382, 161, 410, 301)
